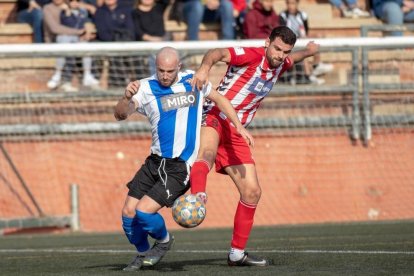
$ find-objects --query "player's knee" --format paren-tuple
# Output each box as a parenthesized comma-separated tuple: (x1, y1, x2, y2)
(122, 205, 136, 217)
(240, 186, 262, 203)
(200, 149, 216, 164)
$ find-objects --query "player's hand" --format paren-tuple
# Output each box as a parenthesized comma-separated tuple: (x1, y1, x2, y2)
(237, 126, 255, 148)
(124, 80, 140, 100)
(305, 41, 320, 56)
(191, 68, 209, 92)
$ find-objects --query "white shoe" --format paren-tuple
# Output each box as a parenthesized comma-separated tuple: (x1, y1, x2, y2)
(341, 8, 354, 18)
(61, 82, 78, 92)
(352, 8, 370, 17)
(82, 74, 100, 87)
(313, 63, 333, 76)
(309, 75, 325, 85)
(47, 73, 61, 89)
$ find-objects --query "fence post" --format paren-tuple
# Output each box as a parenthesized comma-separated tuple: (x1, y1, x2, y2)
(70, 184, 80, 231)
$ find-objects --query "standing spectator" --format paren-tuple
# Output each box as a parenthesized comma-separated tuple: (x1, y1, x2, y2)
(372, 0, 414, 36)
(329, 0, 370, 18)
(243, 0, 279, 39)
(182, 0, 235, 40)
(43, 0, 94, 91)
(17, 0, 50, 43)
(280, 0, 333, 84)
(94, 0, 135, 86)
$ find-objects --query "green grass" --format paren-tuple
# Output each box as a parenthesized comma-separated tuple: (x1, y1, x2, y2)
(1, 221, 414, 275)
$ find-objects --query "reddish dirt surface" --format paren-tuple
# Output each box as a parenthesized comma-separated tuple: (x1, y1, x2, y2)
(0, 131, 413, 232)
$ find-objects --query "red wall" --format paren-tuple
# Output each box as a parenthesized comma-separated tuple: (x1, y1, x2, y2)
(0, 131, 413, 232)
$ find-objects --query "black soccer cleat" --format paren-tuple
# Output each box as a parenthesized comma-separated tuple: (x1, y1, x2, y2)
(123, 254, 145, 271)
(142, 233, 175, 267)
(227, 252, 271, 267)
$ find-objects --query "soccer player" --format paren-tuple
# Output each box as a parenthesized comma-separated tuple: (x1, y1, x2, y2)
(114, 46, 253, 271)
(189, 26, 320, 266)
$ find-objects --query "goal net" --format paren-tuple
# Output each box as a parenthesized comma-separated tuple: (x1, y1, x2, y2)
(0, 38, 413, 233)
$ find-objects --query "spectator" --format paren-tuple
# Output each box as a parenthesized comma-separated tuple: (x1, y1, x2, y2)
(17, 0, 50, 43)
(231, 0, 247, 38)
(94, 0, 136, 86)
(243, 0, 279, 39)
(372, 0, 414, 36)
(132, 0, 169, 41)
(94, 0, 134, 42)
(43, 0, 96, 91)
(329, 0, 370, 18)
(280, 0, 333, 85)
(132, 0, 170, 75)
(182, 0, 235, 40)
(59, 0, 99, 88)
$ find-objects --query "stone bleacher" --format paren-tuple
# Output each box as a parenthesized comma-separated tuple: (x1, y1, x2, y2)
(0, 0, 382, 93)
(0, 0, 382, 44)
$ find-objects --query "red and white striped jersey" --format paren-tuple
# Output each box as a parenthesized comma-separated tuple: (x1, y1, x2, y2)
(206, 46, 293, 126)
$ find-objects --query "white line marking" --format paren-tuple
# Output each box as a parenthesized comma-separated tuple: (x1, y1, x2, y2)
(0, 249, 413, 255)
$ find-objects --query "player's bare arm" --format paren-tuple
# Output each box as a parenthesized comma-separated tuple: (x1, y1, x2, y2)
(289, 41, 320, 64)
(207, 89, 255, 147)
(192, 48, 231, 91)
(114, 80, 140, 121)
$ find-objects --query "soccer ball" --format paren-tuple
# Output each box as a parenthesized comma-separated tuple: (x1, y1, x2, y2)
(172, 194, 206, 228)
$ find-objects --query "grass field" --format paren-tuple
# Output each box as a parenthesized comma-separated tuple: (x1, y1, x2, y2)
(1, 220, 414, 275)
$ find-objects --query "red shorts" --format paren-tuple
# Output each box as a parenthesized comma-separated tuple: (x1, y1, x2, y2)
(203, 110, 254, 174)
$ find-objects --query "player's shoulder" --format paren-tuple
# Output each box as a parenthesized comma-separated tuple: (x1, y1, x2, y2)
(231, 46, 264, 56)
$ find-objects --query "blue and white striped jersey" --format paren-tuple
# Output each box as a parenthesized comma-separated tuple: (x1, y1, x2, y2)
(132, 70, 212, 165)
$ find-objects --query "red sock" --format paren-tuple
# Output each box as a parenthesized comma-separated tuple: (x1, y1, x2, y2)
(231, 200, 257, 250)
(190, 160, 210, 194)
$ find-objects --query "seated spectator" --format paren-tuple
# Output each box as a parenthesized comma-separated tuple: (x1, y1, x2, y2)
(94, 0, 136, 86)
(329, 0, 370, 18)
(280, 0, 333, 85)
(44, 0, 97, 92)
(17, 0, 51, 43)
(182, 0, 235, 40)
(372, 0, 414, 36)
(243, 0, 279, 39)
(132, 0, 170, 75)
(132, 0, 169, 41)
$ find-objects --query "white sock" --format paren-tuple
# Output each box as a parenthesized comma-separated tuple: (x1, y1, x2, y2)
(229, 247, 245, 261)
(157, 232, 170, 244)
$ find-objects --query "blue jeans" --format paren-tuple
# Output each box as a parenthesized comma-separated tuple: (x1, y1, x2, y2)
(329, 0, 356, 9)
(380, 1, 414, 36)
(182, 0, 235, 40)
(17, 8, 44, 43)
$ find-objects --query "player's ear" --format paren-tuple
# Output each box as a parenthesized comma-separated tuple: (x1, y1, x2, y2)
(265, 38, 270, 48)
(177, 62, 182, 70)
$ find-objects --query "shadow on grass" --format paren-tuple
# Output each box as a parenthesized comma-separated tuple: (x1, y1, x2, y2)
(86, 257, 224, 272)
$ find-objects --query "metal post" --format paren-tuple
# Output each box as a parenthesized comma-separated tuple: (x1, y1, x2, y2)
(361, 48, 371, 144)
(70, 184, 80, 231)
(0, 142, 44, 216)
(351, 48, 360, 141)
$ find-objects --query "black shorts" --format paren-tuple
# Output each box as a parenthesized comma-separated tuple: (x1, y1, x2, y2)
(127, 154, 191, 208)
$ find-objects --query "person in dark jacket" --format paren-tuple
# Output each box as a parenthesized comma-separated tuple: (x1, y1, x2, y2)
(93, 0, 134, 41)
(132, 0, 169, 42)
(243, 0, 279, 39)
(93, 0, 136, 87)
